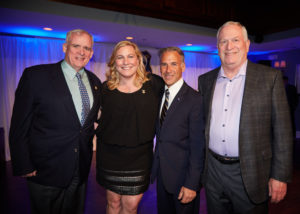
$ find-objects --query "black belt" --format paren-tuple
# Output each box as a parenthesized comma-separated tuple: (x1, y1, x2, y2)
(209, 149, 239, 164)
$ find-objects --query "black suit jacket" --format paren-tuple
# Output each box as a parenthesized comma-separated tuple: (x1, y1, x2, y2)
(198, 61, 293, 203)
(9, 61, 102, 187)
(151, 82, 205, 195)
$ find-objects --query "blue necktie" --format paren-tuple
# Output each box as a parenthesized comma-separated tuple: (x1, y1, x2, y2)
(160, 89, 169, 126)
(76, 72, 90, 126)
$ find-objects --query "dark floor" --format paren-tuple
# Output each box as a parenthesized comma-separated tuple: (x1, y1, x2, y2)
(1, 139, 299, 214)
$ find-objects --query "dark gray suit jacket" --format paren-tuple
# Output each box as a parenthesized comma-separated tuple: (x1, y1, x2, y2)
(151, 82, 205, 195)
(198, 61, 293, 204)
(9, 61, 102, 187)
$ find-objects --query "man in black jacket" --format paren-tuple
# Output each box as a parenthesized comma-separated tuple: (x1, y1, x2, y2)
(9, 29, 101, 214)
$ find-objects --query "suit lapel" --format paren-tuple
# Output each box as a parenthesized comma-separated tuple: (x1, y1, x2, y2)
(50, 61, 81, 126)
(239, 61, 260, 138)
(204, 68, 219, 143)
(160, 82, 188, 131)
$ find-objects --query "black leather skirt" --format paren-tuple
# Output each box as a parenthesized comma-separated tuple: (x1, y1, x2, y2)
(97, 167, 150, 195)
(96, 142, 153, 195)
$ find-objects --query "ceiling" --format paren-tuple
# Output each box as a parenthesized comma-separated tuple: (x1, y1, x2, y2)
(1, 0, 300, 54)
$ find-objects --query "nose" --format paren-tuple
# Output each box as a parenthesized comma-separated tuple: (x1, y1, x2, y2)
(79, 47, 85, 55)
(166, 65, 172, 73)
(226, 41, 234, 50)
(123, 57, 129, 64)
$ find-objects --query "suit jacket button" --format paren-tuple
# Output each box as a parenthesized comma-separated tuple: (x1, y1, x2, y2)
(74, 148, 78, 153)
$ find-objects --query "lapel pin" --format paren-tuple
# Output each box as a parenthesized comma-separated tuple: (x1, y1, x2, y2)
(178, 97, 181, 101)
(142, 90, 146, 94)
(94, 86, 98, 90)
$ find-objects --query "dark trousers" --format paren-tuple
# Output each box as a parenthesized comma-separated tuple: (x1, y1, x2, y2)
(156, 168, 200, 214)
(205, 152, 268, 214)
(27, 174, 86, 214)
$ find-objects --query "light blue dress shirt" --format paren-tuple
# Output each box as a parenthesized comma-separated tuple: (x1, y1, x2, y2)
(61, 60, 94, 122)
(209, 61, 248, 157)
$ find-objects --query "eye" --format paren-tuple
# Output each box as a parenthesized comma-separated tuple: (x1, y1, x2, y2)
(84, 46, 92, 51)
(171, 62, 177, 66)
(219, 40, 227, 45)
(71, 44, 80, 48)
(116, 55, 124, 60)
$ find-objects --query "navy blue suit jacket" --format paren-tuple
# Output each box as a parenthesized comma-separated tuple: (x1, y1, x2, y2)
(9, 61, 102, 187)
(151, 82, 205, 195)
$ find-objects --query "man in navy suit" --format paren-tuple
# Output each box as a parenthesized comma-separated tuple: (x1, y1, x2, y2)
(151, 47, 205, 214)
(9, 29, 101, 214)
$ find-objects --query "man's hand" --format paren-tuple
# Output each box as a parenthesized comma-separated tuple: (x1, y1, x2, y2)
(177, 186, 196, 204)
(268, 178, 287, 203)
(21, 170, 37, 178)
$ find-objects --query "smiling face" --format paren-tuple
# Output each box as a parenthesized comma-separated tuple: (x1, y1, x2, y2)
(63, 32, 93, 72)
(160, 51, 185, 87)
(115, 45, 139, 80)
(217, 24, 250, 72)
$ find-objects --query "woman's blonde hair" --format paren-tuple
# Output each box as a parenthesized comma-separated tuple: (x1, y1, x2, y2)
(106, 41, 149, 90)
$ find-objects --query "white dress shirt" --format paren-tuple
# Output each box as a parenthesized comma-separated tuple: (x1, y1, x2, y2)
(160, 78, 184, 115)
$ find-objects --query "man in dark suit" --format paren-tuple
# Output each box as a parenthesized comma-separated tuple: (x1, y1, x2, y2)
(9, 29, 101, 214)
(198, 21, 293, 213)
(151, 47, 205, 214)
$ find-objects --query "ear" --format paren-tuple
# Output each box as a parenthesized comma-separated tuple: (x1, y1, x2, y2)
(246, 39, 250, 53)
(63, 43, 67, 53)
(89, 49, 94, 59)
(181, 62, 186, 72)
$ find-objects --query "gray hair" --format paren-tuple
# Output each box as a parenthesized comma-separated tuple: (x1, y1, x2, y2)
(65, 29, 94, 46)
(159, 46, 185, 63)
(217, 21, 248, 42)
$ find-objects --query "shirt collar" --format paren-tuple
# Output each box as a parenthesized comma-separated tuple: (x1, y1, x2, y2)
(165, 78, 184, 96)
(61, 60, 85, 80)
(218, 60, 248, 79)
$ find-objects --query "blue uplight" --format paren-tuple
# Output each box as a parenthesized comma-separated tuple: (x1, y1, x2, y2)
(248, 50, 276, 55)
(0, 25, 65, 38)
(0, 25, 102, 42)
(180, 45, 212, 52)
(207, 50, 218, 54)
